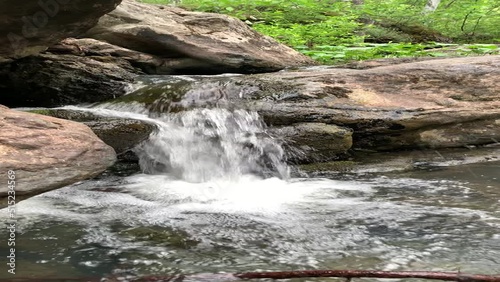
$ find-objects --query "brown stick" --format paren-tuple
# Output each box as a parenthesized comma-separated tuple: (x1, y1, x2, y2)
(130, 270, 500, 282)
(7, 270, 500, 282)
(234, 270, 500, 281)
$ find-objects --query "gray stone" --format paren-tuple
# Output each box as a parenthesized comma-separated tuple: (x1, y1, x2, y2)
(270, 123, 352, 163)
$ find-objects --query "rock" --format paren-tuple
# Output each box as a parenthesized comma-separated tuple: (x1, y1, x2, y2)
(0, 0, 122, 60)
(0, 106, 116, 207)
(334, 56, 449, 70)
(85, 0, 315, 74)
(300, 144, 500, 176)
(112, 55, 500, 159)
(86, 119, 155, 160)
(47, 38, 176, 75)
(27, 108, 156, 160)
(0, 53, 138, 107)
(270, 123, 352, 163)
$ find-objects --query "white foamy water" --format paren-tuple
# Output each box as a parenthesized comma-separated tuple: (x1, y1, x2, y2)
(64, 105, 289, 181)
(135, 108, 290, 181)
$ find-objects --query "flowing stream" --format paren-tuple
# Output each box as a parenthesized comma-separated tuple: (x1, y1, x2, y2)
(1, 104, 500, 281)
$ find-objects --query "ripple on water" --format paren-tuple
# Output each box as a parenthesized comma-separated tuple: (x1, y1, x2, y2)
(1, 173, 499, 279)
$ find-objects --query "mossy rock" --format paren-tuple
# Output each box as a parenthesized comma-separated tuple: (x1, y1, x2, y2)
(107, 79, 193, 113)
(103, 75, 311, 114)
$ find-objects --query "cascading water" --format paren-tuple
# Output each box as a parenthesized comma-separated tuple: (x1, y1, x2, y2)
(134, 108, 290, 182)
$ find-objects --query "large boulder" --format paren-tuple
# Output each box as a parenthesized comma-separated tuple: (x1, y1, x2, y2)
(0, 0, 122, 60)
(0, 106, 116, 207)
(0, 53, 138, 107)
(85, 0, 315, 74)
(109, 55, 500, 161)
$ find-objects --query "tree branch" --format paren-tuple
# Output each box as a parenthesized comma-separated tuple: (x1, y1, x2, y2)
(234, 270, 500, 281)
(8, 270, 500, 282)
(130, 270, 500, 282)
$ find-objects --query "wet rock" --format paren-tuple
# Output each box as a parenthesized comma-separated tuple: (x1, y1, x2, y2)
(299, 161, 359, 174)
(362, 118, 500, 150)
(112, 55, 500, 158)
(106, 77, 196, 113)
(270, 123, 352, 163)
(88, 119, 155, 160)
(0, 106, 116, 208)
(85, 0, 314, 74)
(27, 109, 155, 159)
(299, 144, 500, 176)
(0, 53, 138, 107)
(0, 0, 122, 60)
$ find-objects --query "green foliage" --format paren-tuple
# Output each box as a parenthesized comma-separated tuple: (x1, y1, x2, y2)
(141, 0, 500, 64)
(253, 18, 363, 47)
(297, 43, 499, 64)
(358, 0, 500, 42)
(425, 0, 500, 41)
(172, 0, 364, 47)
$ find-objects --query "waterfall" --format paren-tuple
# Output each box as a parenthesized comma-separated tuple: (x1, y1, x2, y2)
(70, 103, 290, 182)
(135, 108, 290, 182)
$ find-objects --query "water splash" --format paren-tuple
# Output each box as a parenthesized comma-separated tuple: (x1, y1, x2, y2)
(135, 108, 290, 182)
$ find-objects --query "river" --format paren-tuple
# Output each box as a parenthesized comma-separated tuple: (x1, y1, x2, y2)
(1, 106, 499, 281)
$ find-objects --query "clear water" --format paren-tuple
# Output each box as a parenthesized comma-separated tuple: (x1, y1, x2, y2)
(1, 106, 499, 281)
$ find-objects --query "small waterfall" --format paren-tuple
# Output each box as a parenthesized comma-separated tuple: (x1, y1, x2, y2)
(63, 87, 290, 183)
(132, 108, 290, 182)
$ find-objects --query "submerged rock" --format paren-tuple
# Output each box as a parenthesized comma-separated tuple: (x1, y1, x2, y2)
(0, 106, 116, 208)
(118, 226, 199, 249)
